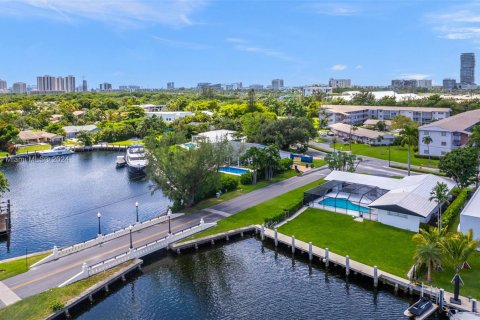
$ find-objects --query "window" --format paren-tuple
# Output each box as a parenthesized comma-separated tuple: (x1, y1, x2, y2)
(386, 211, 408, 219)
(441, 132, 447, 136)
(424, 131, 429, 136)
(441, 141, 447, 146)
(424, 150, 429, 154)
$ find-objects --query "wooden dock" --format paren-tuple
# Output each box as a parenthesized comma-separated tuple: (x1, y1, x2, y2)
(72, 144, 129, 152)
(0, 200, 11, 237)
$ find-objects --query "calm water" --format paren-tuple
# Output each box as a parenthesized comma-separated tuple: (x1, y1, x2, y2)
(75, 238, 423, 320)
(0, 152, 170, 258)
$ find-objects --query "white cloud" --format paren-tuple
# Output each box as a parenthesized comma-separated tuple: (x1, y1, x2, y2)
(0, 0, 208, 27)
(310, 3, 360, 16)
(397, 73, 431, 80)
(427, 3, 480, 41)
(331, 64, 347, 71)
(355, 64, 363, 69)
(152, 36, 210, 50)
(226, 37, 293, 62)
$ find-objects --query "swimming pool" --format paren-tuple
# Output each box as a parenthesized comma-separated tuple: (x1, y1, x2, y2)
(219, 166, 251, 175)
(318, 197, 370, 213)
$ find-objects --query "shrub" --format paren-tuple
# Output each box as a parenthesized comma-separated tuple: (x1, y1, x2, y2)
(220, 174, 239, 192)
(264, 199, 304, 227)
(240, 171, 253, 185)
(277, 158, 293, 173)
(442, 188, 469, 230)
(50, 302, 64, 312)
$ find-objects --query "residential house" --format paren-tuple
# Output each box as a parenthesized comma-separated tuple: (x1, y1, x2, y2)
(18, 130, 63, 145)
(329, 123, 395, 145)
(63, 125, 99, 139)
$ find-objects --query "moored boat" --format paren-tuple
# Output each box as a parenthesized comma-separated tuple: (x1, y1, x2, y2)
(125, 145, 148, 176)
(404, 297, 437, 319)
(38, 146, 74, 157)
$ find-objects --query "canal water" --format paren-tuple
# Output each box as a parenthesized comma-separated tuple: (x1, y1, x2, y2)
(0, 152, 170, 258)
(75, 238, 426, 320)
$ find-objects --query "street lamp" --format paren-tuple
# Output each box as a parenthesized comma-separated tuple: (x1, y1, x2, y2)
(129, 225, 133, 249)
(135, 201, 139, 223)
(167, 208, 172, 234)
(97, 212, 102, 236)
(388, 144, 391, 167)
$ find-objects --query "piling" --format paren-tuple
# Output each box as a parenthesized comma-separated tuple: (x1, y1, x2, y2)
(89, 294, 93, 302)
(373, 266, 378, 287)
(308, 242, 313, 261)
(324, 248, 329, 267)
(345, 255, 350, 276)
(211, 239, 215, 246)
(439, 289, 445, 309)
(226, 235, 229, 241)
(105, 284, 109, 292)
(472, 299, 477, 313)
(260, 225, 265, 241)
(274, 228, 278, 247)
(291, 236, 295, 254)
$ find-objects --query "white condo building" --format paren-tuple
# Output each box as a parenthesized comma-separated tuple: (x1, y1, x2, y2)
(418, 109, 480, 157)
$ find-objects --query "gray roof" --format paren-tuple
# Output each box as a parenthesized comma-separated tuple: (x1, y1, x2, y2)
(329, 123, 394, 140)
(419, 109, 480, 132)
(63, 125, 98, 133)
(323, 104, 451, 113)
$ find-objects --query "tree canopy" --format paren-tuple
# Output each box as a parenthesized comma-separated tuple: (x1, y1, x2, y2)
(439, 147, 478, 188)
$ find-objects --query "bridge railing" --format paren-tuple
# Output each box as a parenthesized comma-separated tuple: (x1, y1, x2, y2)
(32, 213, 184, 267)
(59, 219, 216, 287)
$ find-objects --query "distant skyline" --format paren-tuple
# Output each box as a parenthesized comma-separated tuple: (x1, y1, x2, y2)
(0, 0, 479, 88)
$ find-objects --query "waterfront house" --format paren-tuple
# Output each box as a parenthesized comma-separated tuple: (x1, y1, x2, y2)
(193, 129, 245, 143)
(18, 130, 63, 145)
(329, 123, 395, 145)
(63, 125, 99, 139)
(459, 188, 480, 241)
(304, 171, 455, 232)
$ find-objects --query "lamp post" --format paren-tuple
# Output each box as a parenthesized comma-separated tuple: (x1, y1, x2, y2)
(129, 225, 133, 249)
(97, 212, 102, 236)
(388, 144, 391, 167)
(167, 208, 172, 234)
(135, 202, 139, 223)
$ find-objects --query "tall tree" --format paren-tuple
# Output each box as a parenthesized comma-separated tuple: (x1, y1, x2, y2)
(439, 147, 478, 188)
(391, 115, 418, 130)
(429, 182, 450, 231)
(422, 135, 433, 160)
(325, 151, 362, 172)
(0, 124, 19, 151)
(400, 125, 418, 176)
(412, 227, 445, 283)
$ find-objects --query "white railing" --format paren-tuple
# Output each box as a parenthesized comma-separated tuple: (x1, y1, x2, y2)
(32, 213, 183, 267)
(58, 219, 215, 287)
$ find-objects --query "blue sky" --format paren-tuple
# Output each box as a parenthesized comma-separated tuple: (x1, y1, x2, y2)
(0, 0, 479, 88)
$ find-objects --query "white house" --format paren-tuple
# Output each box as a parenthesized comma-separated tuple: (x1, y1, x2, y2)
(418, 109, 480, 157)
(193, 130, 242, 143)
(63, 125, 99, 139)
(329, 123, 395, 145)
(306, 171, 455, 232)
(459, 188, 480, 240)
(146, 110, 213, 122)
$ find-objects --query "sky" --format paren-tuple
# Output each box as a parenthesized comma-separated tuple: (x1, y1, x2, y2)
(1, 0, 480, 89)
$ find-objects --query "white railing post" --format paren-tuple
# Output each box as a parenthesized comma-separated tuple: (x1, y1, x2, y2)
(52, 245, 59, 258)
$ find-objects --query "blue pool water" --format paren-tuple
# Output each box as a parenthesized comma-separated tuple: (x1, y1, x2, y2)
(219, 166, 251, 175)
(319, 197, 370, 213)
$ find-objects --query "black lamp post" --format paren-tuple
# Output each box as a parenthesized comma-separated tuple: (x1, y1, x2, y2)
(97, 212, 102, 235)
(135, 201, 139, 223)
(129, 225, 133, 249)
(167, 208, 172, 234)
(388, 144, 391, 167)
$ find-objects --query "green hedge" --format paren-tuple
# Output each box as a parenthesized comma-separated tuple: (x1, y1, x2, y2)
(442, 188, 469, 231)
(264, 199, 304, 227)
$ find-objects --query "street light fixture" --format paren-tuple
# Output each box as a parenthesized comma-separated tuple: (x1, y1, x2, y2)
(129, 225, 133, 249)
(167, 208, 172, 234)
(97, 212, 102, 236)
(135, 201, 139, 223)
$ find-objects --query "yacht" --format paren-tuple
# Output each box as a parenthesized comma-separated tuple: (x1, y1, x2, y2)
(125, 145, 148, 176)
(38, 146, 74, 157)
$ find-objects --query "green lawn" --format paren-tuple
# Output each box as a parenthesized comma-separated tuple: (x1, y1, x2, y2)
(332, 143, 439, 168)
(182, 170, 299, 214)
(297, 159, 326, 168)
(0, 252, 50, 281)
(110, 140, 143, 146)
(17, 145, 51, 154)
(189, 178, 324, 239)
(0, 262, 130, 320)
(278, 208, 416, 278)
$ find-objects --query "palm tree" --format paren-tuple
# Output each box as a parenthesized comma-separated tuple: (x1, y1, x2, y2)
(400, 125, 419, 176)
(422, 135, 433, 160)
(349, 125, 358, 151)
(412, 227, 445, 283)
(468, 125, 480, 147)
(429, 182, 450, 231)
(441, 230, 480, 273)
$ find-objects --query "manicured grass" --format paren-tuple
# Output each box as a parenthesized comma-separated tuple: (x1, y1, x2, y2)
(332, 143, 439, 168)
(189, 178, 324, 239)
(430, 253, 480, 299)
(182, 170, 299, 214)
(300, 159, 326, 168)
(0, 263, 129, 320)
(278, 208, 416, 278)
(110, 140, 143, 146)
(0, 252, 50, 281)
(17, 145, 51, 154)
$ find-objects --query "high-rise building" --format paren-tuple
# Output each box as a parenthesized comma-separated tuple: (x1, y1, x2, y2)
(37, 75, 56, 91)
(0, 79, 7, 90)
(65, 75, 76, 92)
(329, 78, 352, 88)
(56, 77, 65, 91)
(99, 83, 112, 91)
(167, 82, 174, 90)
(443, 78, 457, 91)
(12, 82, 27, 94)
(460, 53, 475, 85)
(271, 79, 284, 90)
(82, 80, 88, 92)
(391, 79, 432, 89)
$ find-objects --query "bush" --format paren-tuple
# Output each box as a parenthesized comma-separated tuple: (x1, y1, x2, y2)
(240, 171, 253, 185)
(442, 188, 469, 230)
(50, 302, 64, 312)
(263, 199, 303, 227)
(414, 154, 441, 160)
(277, 158, 293, 173)
(220, 174, 239, 192)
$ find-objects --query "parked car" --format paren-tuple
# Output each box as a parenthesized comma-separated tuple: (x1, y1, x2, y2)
(327, 131, 334, 136)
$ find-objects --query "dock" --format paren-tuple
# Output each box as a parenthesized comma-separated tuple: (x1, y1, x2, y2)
(0, 200, 11, 237)
(72, 144, 129, 152)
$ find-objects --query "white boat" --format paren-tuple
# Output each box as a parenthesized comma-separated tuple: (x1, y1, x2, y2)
(125, 145, 148, 176)
(38, 146, 74, 157)
(116, 155, 126, 168)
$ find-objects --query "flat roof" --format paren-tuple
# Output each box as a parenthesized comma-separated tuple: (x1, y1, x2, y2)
(419, 109, 480, 132)
(329, 123, 394, 140)
(323, 104, 451, 113)
(461, 187, 480, 218)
